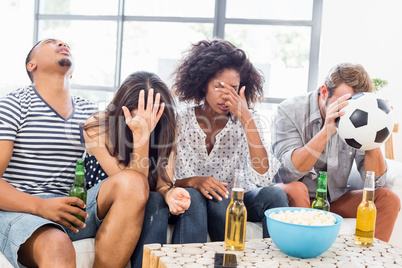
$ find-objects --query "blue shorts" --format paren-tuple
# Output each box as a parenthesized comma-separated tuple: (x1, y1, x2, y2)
(0, 180, 104, 268)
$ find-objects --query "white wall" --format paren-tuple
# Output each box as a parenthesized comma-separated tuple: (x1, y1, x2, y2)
(319, 0, 402, 163)
(0, 0, 34, 96)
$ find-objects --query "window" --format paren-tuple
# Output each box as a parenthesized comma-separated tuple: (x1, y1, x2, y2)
(31, 0, 322, 104)
(0, 0, 35, 97)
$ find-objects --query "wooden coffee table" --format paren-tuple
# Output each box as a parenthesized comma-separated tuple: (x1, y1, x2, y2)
(143, 234, 402, 267)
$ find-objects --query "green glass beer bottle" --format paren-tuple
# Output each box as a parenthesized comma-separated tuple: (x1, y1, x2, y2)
(69, 158, 87, 227)
(311, 171, 330, 211)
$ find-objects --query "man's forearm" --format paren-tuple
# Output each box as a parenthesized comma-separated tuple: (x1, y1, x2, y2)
(291, 127, 331, 172)
(364, 148, 387, 176)
(0, 179, 42, 214)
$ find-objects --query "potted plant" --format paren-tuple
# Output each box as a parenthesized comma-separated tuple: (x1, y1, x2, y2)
(372, 78, 388, 92)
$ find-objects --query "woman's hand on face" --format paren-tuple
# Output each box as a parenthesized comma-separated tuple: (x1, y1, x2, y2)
(216, 83, 250, 123)
(122, 88, 165, 142)
(167, 188, 191, 215)
(188, 176, 229, 201)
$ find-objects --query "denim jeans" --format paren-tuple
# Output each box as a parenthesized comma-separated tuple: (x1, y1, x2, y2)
(207, 186, 289, 241)
(169, 188, 208, 244)
(131, 191, 169, 268)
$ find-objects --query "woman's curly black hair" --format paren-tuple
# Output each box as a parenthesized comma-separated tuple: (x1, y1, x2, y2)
(172, 39, 265, 108)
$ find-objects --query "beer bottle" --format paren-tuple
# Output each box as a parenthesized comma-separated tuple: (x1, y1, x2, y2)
(311, 171, 330, 211)
(224, 171, 247, 251)
(355, 171, 376, 247)
(69, 158, 87, 227)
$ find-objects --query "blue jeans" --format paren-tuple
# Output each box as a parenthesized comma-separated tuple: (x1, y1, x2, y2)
(131, 191, 169, 268)
(207, 186, 289, 241)
(169, 188, 208, 244)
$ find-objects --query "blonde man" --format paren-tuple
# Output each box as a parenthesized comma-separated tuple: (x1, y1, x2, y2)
(271, 63, 400, 242)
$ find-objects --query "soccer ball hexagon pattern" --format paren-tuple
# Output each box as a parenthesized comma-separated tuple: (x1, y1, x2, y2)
(335, 92, 394, 150)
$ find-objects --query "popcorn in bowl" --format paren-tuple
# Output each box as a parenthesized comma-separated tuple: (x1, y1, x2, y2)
(269, 209, 336, 226)
(265, 207, 343, 258)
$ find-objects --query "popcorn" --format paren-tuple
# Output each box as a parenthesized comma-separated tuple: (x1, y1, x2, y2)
(269, 209, 336, 226)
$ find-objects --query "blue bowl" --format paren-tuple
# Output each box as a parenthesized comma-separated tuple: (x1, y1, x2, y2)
(265, 207, 343, 259)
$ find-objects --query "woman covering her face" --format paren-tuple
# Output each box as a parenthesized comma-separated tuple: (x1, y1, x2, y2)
(83, 71, 190, 267)
(170, 39, 288, 242)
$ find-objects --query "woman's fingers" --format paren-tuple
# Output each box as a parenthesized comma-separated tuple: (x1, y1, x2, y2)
(146, 88, 154, 112)
(180, 190, 191, 199)
(156, 102, 165, 122)
(220, 82, 238, 94)
(122, 106, 131, 122)
(239, 86, 246, 100)
(213, 181, 229, 198)
(169, 199, 181, 214)
(169, 198, 189, 214)
(191, 177, 229, 201)
(152, 92, 161, 114)
(177, 199, 191, 211)
(203, 185, 227, 201)
(138, 89, 145, 112)
(206, 188, 222, 201)
(168, 189, 190, 214)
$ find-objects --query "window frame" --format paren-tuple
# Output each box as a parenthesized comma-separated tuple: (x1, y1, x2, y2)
(33, 0, 323, 104)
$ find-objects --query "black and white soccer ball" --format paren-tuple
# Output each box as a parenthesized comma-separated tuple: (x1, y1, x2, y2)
(335, 92, 394, 150)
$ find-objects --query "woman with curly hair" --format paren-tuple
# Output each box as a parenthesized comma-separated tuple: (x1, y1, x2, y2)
(171, 39, 288, 242)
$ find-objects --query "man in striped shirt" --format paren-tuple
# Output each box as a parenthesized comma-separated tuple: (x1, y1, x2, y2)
(0, 39, 149, 267)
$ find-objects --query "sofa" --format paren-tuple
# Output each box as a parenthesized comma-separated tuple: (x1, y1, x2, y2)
(1, 159, 401, 267)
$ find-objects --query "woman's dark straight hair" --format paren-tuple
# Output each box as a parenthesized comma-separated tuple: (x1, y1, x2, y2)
(84, 71, 176, 191)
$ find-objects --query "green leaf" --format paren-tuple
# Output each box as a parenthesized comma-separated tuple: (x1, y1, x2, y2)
(372, 78, 388, 91)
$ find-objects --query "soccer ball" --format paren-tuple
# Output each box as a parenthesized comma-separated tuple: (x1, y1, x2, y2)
(335, 92, 394, 150)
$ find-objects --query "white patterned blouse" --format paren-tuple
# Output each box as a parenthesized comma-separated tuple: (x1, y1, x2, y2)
(174, 105, 273, 193)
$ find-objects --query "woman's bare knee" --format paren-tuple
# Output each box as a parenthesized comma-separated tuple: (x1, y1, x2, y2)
(107, 170, 148, 199)
(97, 170, 149, 218)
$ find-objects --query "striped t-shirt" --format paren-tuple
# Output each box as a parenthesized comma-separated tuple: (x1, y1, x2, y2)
(0, 86, 97, 196)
